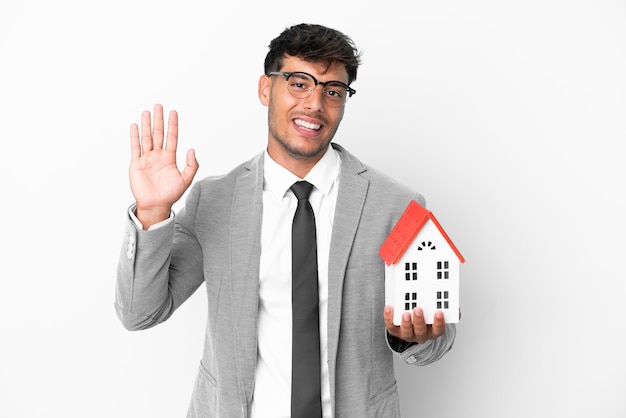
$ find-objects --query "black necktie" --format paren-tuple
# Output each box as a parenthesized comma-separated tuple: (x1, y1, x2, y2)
(290, 181, 322, 418)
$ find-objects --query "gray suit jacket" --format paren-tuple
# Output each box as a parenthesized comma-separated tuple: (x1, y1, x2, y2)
(116, 143, 455, 417)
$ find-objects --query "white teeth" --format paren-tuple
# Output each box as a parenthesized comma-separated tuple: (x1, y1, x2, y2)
(295, 119, 321, 130)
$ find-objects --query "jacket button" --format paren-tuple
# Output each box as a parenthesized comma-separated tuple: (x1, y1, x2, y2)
(126, 234, 135, 260)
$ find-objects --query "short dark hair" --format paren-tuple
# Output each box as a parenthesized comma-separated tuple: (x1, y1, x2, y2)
(264, 23, 362, 85)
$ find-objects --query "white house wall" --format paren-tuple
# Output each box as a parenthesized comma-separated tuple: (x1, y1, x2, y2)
(386, 219, 460, 325)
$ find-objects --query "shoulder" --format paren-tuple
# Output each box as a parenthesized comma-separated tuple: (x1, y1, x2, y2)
(181, 151, 263, 211)
(192, 151, 263, 191)
(333, 143, 426, 208)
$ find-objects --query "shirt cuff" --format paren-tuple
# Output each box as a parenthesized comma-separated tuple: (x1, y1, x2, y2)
(128, 204, 174, 231)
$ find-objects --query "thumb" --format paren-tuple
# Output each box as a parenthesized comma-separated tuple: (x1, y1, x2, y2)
(181, 148, 199, 186)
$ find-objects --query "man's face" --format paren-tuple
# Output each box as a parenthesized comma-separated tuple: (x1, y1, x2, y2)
(259, 55, 348, 173)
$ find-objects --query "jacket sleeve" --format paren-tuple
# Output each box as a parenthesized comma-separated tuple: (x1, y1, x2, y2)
(386, 324, 456, 366)
(114, 184, 206, 331)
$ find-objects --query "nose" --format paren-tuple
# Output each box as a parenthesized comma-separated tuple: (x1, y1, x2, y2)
(302, 84, 325, 111)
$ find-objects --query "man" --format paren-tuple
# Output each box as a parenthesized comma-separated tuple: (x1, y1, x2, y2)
(116, 23, 456, 417)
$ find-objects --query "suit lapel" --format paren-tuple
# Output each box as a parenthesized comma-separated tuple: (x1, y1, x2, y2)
(326, 144, 369, 393)
(229, 153, 264, 403)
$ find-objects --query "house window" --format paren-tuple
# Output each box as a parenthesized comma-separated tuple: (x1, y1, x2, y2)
(436, 261, 449, 280)
(436, 291, 450, 309)
(404, 292, 418, 311)
(404, 262, 418, 281)
(417, 241, 436, 251)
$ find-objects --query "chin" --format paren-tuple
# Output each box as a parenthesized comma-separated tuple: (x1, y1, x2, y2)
(287, 141, 330, 161)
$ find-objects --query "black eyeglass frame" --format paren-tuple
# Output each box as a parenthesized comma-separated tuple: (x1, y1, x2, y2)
(268, 71, 357, 103)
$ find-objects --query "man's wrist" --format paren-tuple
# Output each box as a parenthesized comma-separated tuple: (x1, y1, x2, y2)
(386, 332, 418, 353)
(135, 205, 172, 230)
(129, 204, 173, 231)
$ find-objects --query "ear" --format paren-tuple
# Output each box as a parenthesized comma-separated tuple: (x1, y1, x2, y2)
(258, 74, 271, 106)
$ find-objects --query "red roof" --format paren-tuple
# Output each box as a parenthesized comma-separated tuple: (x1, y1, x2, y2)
(379, 200, 465, 265)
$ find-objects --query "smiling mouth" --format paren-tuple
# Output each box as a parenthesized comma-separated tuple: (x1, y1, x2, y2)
(294, 118, 321, 131)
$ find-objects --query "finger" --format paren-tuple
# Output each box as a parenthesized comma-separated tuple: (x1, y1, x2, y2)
(181, 148, 200, 187)
(429, 311, 446, 339)
(399, 311, 415, 341)
(152, 104, 165, 149)
(130, 123, 141, 160)
(165, 110, 178, 152)
(411, 307, 428, 343)
(383, 305, 397, 331)
(141, 109, 153, 154)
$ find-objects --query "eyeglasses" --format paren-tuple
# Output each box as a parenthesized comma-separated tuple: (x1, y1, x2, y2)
(268, 71, 356, 107)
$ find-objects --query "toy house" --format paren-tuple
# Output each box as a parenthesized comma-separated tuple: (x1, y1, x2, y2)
(379, 200, 465, 325)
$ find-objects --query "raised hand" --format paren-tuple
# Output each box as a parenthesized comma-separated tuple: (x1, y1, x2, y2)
(129, 104, 199, 229)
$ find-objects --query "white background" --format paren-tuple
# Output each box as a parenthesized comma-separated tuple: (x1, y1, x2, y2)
(1, 1, 625, 417)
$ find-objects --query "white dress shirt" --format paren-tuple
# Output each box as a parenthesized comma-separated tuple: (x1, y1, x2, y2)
(251, 147, 341, 418)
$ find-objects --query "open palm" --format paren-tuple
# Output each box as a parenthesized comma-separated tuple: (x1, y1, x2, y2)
(129, 104, 199, 227)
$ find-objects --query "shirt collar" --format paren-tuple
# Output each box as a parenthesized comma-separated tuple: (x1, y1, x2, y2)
(263, 146, 341, 200)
